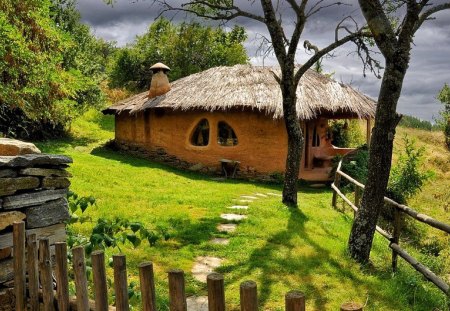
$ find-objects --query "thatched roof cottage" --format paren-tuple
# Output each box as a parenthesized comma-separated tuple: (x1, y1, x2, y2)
(103, 63, 375, 181)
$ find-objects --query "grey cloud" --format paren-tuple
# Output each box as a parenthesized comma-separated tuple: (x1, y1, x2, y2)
(77, 0, 450, 121)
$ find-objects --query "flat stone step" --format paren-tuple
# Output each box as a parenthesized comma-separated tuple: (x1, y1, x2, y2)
(228, 205, 248, 210)
(192, 256, 222, 283)
(187, 296, 208, 311)
(217, 224, 237, 233)
(254, 193, 268, 197)
(220, 214, 247, 221)
(210, 238, 229, 245)
(267, 192, 282, 197)
(241, 195, 257, 200)
(236, 199, 253, 203)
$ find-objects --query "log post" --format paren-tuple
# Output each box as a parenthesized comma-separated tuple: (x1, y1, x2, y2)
(55, 242, 70, 311)
(168, 269, 186, 311)
(332, 173, 342, 209)
(39, 238, 55, 311)
(341, 301, 364, 311)
(392, 207, 402, 272)
(72, 246, 89, 311)
(285, 291, 305, 311)
(355, 186, 362, 208)
(92, 250, 109, 311)
(139, 262, 157, 311)
(240, 280, 257, 311)
(13, 221, 26, 311)
(113, 254, 130, 311)
(207, 273, 225, 311)
(26, 234, 39, 311)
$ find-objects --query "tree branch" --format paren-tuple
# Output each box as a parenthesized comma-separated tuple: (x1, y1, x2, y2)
(414, 2, 450, 32)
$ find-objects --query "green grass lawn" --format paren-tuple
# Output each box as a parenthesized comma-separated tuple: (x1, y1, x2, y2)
(35, 110, 449, 310)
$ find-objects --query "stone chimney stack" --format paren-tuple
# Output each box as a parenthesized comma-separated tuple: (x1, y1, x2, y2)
(148, 62, 171, 99)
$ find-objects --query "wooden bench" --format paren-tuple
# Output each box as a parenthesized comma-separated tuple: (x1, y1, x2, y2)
(219, 159, 240, 178)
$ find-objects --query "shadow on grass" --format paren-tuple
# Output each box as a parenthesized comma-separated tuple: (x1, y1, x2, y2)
(218, 208, 402, 310)
(34, 135, 99, 154)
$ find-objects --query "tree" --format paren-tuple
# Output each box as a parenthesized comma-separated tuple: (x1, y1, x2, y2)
(348, 0, 450, 263)
(108, 18, 248, 91)
(152, 0, 375, 206)
(437, 83, 450, 149)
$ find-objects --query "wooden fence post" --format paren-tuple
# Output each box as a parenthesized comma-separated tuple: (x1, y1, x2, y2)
(13, 221, 26, 311)
(92, 250, 109, 311)
(26, 234, 39, 311)
(392, 207, 402, 272)
(39, 238, 55, 311)
(72, 246, 89, 311)
(55, 242, 70, 311)
(341, 301, 363, 311)
(168, 269, 186, 311)
(207, 273, 225, 311)
(113, 254, 130, 311)
(240, 280, 257, 311)
(332, 173, 342, 209)
(285, 291, 305, 311)
(354, 186, 361, 208)
(139, 262, 157, 311)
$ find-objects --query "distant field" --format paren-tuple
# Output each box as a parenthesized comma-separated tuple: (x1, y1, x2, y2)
(35, 110, 449, 310)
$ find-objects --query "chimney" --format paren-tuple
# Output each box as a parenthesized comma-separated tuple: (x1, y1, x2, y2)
(148, 62, 171, 99)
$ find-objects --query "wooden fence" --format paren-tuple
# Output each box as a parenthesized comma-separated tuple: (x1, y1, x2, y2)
(331, 157, 450, 297)
(10, 220, 365, 311)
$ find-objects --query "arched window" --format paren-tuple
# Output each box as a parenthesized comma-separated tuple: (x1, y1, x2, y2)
(190, 119, 210, 146)
(217, 121, 238, 146)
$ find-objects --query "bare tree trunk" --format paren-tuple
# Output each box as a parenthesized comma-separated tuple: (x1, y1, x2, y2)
(281, 76, 303, 206)
(348, 61, 405, 262)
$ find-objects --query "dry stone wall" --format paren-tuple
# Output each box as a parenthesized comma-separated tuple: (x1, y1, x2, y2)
(0, 147, 72, 306)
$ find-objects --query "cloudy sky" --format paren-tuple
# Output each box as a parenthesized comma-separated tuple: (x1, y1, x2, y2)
(77, 0, 450, 121)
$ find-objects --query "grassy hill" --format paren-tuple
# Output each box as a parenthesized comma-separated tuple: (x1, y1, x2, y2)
(35, 110, 449, 310)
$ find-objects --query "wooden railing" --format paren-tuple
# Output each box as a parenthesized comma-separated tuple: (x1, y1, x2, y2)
(10, 221, 365, 311)
(331, 157, 450, 297)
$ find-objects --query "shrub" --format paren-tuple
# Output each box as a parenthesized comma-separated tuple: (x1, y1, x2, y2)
(329, 119, 365, 148)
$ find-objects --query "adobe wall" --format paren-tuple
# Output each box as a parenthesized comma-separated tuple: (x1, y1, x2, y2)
(115, 109, 290, 180)
(0, 143, 71, 308)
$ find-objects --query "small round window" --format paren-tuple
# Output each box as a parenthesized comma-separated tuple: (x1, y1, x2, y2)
(190, 119, 210, 146)
(217, 121, 238, 146)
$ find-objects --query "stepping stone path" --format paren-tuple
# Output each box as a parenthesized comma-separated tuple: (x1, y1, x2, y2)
(211, 238, 229, 245)
(187, 296, 208, 311)
(228, 205, 248, 210)
(255, 193, 268, 197)
(192, 256, 222, 283)
(241, 195, 258, 200)
(267, 192, 282, 197)
(237, 199, 253, 203)
(217, 223, 237, 233)
(220, 213, 247, 221)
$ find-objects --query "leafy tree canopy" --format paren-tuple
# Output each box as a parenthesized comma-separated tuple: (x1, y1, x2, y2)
(437, 83, 450, 148)
(108, 18, 248, 91)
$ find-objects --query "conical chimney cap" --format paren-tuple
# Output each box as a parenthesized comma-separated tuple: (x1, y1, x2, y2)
(150, 62, 171, 72)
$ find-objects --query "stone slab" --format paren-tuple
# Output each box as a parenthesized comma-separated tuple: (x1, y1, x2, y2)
(0, 170, 16, 178)
(25, 198, 69, 229)
(267, 192, 282, 197)
(0, 138, 40, 156)
(0, 223, 66, 249)
(191, 256, 222, 283)
(41, 177, 71, 189)
(0, 177, 40, 196)
(217, 223, 237, 233)
(220, 214, 247, 221)
(187, 296, 208, 311)
(237, 199, 253, 203)
(2, 189, 68, 210)
(254, 193, 268, 197)
(241, 195, 257, 200)
(228, 205, 248, 210)
(0, 154, 72, 168)
(0, 211, 26, 230)
(0, 259, 13, 284)
(210, 238, 229, 245)
(19, 167, 71, 177)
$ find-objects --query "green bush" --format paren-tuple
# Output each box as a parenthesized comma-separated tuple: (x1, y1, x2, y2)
(329, 119, 364, 148)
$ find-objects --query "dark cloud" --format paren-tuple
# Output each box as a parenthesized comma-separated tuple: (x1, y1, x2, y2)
(77, 0, 450, 121)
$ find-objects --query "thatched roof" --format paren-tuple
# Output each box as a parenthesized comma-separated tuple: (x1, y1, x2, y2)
(103, 65, 376, 119)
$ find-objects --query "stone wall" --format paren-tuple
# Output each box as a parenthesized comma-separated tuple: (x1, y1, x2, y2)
(0, 140, 71, 308)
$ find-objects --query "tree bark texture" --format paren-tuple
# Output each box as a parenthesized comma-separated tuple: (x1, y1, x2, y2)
(348, 60, 408, 263)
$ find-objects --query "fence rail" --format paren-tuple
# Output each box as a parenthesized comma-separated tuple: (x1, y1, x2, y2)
(10, 221, 363, 311)
(331, 157, 450, 297)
